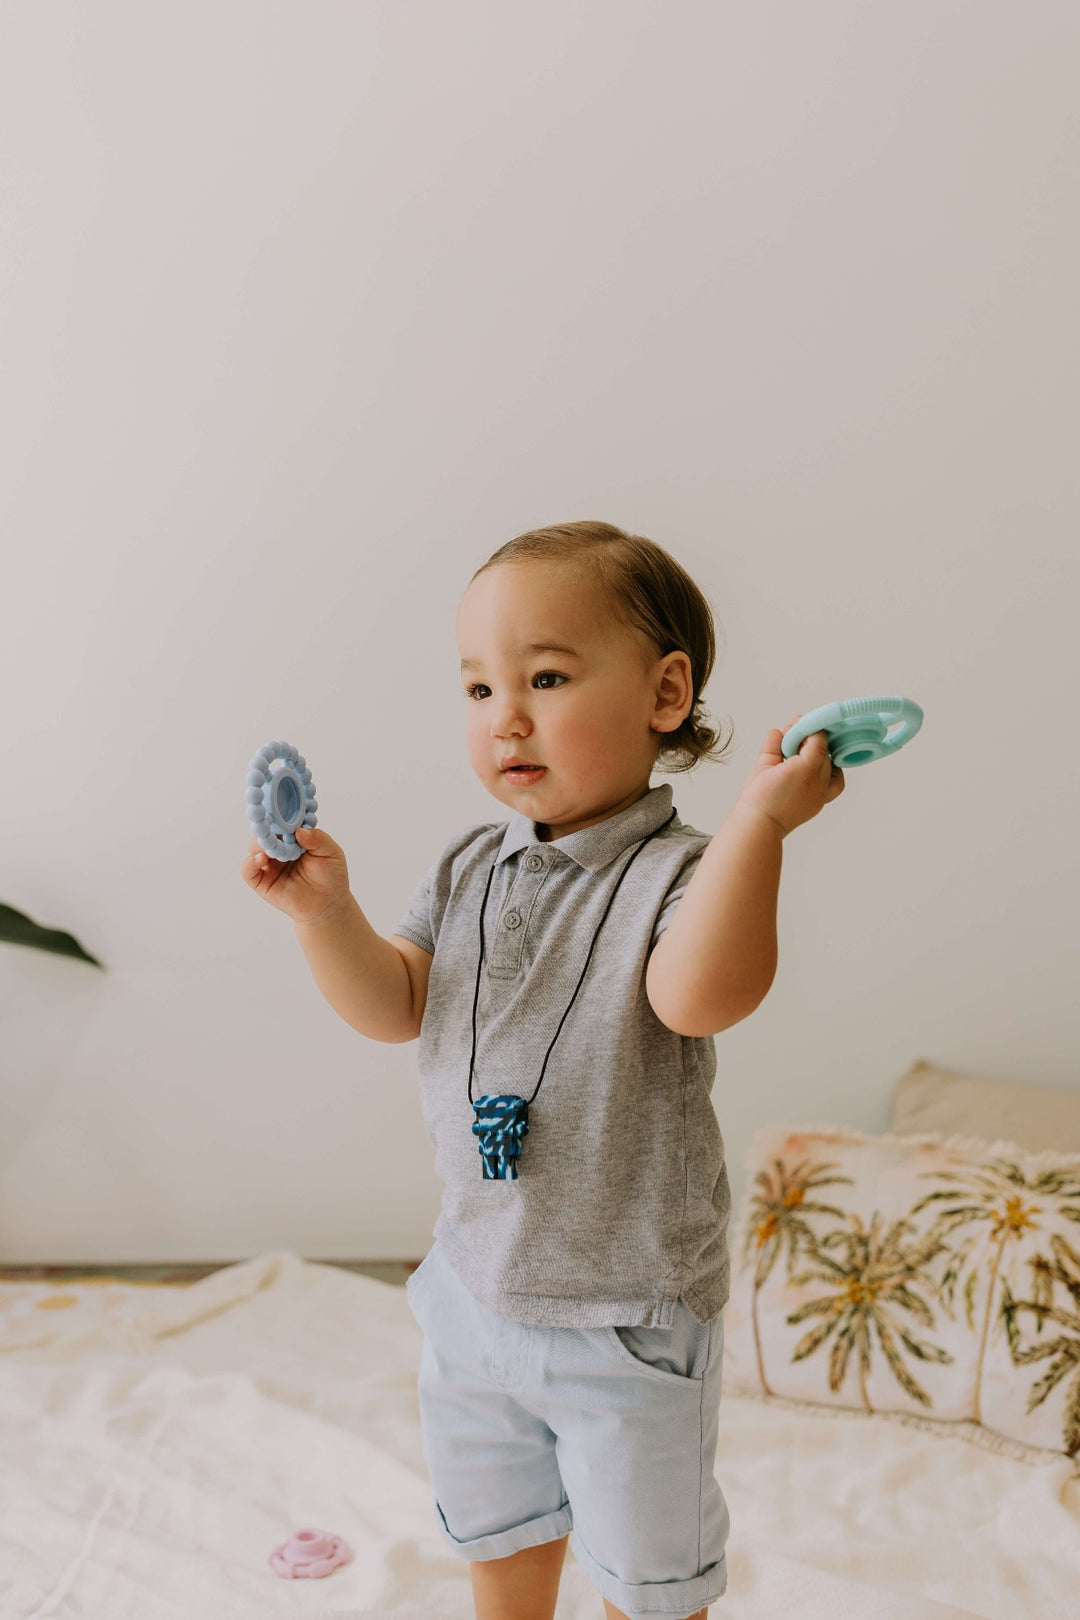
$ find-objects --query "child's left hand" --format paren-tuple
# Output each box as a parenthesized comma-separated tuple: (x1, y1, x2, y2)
(735, 714, 845, 838)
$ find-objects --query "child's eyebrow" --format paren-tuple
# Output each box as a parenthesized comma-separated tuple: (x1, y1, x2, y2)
(460, 641, 583, 672)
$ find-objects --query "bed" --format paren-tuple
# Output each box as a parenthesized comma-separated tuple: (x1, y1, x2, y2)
(2, 1058, 1078, 1619)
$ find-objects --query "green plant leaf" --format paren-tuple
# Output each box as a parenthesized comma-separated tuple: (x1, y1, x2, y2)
(0, 903, 105, 969)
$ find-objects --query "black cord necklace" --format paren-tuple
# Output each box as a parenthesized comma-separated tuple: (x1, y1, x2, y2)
(468, 806, 677, 1178)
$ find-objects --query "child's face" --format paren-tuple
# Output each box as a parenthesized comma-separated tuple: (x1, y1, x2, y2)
(456, 561, 691, 840)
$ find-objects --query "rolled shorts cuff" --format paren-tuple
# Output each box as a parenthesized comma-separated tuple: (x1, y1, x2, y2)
(433, 1494, 574, 1561)
(570, 1529, 728, 1619)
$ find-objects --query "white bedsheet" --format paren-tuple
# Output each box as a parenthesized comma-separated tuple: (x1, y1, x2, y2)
(1, 1250, 1077, 1619)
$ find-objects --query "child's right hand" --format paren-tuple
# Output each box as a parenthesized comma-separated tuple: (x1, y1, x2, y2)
(242, 826, 352, 926)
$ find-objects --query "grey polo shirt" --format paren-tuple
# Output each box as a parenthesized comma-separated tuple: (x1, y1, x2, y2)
(394, 781, 731, 1329)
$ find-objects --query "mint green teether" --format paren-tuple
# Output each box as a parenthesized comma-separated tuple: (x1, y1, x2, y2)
(244, 740, 318, 862)
(781, 696, 923, 767)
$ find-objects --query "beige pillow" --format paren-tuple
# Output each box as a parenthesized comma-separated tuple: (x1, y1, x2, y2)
(892, 1057, 1080, 1156)
(722, 1121, 1080, 1465)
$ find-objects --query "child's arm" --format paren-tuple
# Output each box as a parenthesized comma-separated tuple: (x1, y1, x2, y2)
(646, 804, 782, 1037)
(294, 895, 418, 1043)
(647, 716, 845, 1037)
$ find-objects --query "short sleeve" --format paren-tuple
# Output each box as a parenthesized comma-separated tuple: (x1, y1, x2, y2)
(394, 860, 437, 955)
(649, 850, 704, 952)
(393, 822, 500, 956)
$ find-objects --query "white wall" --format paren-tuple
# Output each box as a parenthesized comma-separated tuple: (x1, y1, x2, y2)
(2, 1, 1077, 1264)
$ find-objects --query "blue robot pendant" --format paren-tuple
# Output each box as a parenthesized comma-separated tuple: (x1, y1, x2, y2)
(472, 1094, 530, 1179)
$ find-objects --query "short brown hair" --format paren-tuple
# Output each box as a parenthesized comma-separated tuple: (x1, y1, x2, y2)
(467, 520, 734, 774)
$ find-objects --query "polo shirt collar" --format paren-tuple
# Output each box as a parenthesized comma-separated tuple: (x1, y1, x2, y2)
(494, 782, 676, 873)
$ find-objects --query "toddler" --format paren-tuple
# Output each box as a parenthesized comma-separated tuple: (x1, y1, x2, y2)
(243, 520, 843, 1620)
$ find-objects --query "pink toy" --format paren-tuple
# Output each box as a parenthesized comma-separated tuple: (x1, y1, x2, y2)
(268, 1526, 354, 1578)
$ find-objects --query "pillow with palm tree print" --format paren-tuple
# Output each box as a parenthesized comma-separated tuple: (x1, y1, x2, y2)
(722, 1122, 1080, 1465)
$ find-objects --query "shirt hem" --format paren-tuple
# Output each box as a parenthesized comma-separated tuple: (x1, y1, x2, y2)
(436, 1218, 728, 1328)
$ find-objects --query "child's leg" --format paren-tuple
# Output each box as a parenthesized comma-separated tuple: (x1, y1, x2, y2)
(470, 1533, 569, 1620)
(604, 1609, 706, 1620)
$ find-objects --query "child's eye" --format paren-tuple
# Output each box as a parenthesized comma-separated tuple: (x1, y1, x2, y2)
(464, 672, 567, 700)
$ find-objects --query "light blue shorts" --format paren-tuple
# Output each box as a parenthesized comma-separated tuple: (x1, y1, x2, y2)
(405, 1238, 730, 1619)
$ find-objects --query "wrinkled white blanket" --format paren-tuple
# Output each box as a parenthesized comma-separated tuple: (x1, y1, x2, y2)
(1, 1251, 1077, 1619)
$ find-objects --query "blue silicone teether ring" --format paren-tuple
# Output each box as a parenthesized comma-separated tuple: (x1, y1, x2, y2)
(244, 740, 318, 862)
(780, 696, 924, 767)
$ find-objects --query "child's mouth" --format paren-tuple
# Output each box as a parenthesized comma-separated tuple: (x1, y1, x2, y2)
(504, 767, 546, 784)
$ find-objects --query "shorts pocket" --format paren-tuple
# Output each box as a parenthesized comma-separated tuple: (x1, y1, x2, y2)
(604, 1299, 713, 1385)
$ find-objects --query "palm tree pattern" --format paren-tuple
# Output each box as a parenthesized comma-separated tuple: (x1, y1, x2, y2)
(737, 1130, 1080, 1458)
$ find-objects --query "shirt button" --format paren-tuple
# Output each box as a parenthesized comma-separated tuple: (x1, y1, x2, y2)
(503, 910, 522, 929)
(525, 855, 543, 871)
